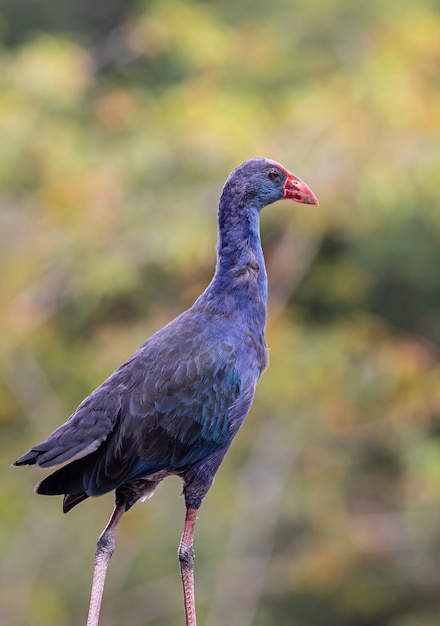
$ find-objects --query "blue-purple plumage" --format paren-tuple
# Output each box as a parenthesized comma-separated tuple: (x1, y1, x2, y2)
(14, 158, 318, 515)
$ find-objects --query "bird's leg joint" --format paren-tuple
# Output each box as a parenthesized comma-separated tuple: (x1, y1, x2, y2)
(95, 530, 115, 562)
(178, 543, 195, 570)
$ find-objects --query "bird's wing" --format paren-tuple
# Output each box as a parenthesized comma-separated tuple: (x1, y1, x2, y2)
(84, 328, 249, 495)
(13, 384, 125, 468)
(14, 311, 259, 495)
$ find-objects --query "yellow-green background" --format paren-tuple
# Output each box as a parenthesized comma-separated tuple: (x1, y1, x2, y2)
(1, 1, 440, 624)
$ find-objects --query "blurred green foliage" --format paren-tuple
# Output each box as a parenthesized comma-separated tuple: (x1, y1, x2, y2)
(1, 1, 440, 625)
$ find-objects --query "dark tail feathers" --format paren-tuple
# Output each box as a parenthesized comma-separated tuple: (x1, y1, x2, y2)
(35, 458, 90, 513)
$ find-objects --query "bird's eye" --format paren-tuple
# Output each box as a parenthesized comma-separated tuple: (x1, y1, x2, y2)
(268, 170, 279, 180)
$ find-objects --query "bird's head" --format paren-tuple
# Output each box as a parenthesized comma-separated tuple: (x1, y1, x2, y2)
(223, 157, 318, 211)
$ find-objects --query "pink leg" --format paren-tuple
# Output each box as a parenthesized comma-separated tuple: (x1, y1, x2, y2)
(86, 504, 126, 626)
(178, 507, 198, 626)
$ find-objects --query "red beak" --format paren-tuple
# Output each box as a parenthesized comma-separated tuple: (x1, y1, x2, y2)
(283, 171, 319, 205)
(267, 159, 319, 205)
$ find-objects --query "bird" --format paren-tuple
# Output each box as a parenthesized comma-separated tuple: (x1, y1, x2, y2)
(13, 157, 318, 626)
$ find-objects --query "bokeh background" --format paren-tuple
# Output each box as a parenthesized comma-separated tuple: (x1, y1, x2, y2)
(1, 1, 440, 625)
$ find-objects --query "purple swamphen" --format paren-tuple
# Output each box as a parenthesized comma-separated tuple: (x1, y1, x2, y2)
(14, 158, 318, 626)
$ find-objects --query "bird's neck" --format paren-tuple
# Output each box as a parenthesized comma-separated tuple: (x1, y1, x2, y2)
(201, 196, 268, 321)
